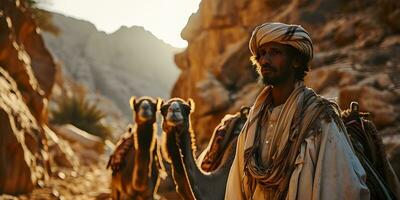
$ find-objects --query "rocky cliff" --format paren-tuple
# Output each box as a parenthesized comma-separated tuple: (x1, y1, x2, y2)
(0, 1, 115, 197)
(42, 12, 180, 118)
(0, 0, 55, 194)
(173, 0, 400, 167)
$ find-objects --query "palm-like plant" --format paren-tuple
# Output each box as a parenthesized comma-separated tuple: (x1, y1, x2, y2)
(50, 93, 111, 140)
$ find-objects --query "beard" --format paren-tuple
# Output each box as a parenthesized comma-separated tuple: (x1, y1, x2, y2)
(256, 64, 291, 86)
(259, 74, 288, 86)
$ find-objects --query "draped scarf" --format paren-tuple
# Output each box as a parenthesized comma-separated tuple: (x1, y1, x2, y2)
(243, 82, 339, 199)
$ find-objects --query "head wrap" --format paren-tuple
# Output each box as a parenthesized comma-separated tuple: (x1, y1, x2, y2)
(249, 22, 313, 67)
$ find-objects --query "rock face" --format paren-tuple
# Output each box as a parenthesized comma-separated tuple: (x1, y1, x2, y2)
(0, 0, 56, 194)
(42, 12, 180, 118)
(0, 68, 50, 194)
(173, 0, 400, 171)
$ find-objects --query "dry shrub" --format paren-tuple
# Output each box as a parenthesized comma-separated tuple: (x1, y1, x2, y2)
(50, 91, 112, 140)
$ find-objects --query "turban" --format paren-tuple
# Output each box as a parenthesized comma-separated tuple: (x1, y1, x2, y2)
(249, 22, 313, 67)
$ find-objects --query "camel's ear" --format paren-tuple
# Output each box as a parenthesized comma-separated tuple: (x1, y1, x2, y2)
(129, 96, 136, 111)
(157, 98, 164, 111)
(240, 106, 250, 118)
(187, 98, 195, 112)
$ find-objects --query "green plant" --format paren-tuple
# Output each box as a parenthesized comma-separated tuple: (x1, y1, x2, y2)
(26, 0, 38, 6)
(50, 93, 112, 140)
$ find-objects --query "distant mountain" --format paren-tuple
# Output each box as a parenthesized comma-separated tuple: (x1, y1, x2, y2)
(42, 12, 180, 118)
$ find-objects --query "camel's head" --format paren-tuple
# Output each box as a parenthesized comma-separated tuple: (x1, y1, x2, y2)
(160, 98, 194, 132)
(130, 96, 159, 125)
(201, 106, 250, 172)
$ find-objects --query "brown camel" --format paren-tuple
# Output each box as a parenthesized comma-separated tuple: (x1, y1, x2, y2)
(107, 96, 164, 200)
(160, 98, 249, 200)
(198, 106, 250, 172)
(341, 101, 400, 199)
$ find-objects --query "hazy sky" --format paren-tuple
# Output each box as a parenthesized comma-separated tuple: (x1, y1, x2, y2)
(38, 0, 201, 48)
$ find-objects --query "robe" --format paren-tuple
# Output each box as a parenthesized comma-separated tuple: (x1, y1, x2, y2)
(225, 92, 370, 200)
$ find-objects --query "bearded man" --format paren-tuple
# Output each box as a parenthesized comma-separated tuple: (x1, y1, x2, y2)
(225, 22, 370, 200)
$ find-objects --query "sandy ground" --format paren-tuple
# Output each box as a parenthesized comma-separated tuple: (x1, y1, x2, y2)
(1, 161, 111, 200)
(0, 155, 180, 200)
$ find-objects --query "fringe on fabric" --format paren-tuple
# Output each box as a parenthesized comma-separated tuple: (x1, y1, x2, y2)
(243, 86, 343, 200)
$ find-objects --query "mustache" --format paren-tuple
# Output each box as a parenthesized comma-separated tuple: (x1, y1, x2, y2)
(262, 64, 275, 70)
(256, 63, 276, 72)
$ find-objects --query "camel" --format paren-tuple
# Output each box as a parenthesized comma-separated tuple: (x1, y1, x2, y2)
(341, 102, 400, 199)
(160, 97, 400, 200)
(160, 98, 249, 200)
(107, 96, 165, 200)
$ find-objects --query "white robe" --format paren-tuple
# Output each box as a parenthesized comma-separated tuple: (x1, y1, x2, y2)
(225, 105, 370, 200)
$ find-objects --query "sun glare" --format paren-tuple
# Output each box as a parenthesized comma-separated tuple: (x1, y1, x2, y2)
(38, 0, 201, 48)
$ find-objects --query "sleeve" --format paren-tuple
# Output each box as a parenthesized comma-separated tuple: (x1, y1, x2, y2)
(311, 120, 370, 200)
(224, 129, 246, 200)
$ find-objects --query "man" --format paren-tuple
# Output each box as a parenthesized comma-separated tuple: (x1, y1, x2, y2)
(225, 22, 370, 200)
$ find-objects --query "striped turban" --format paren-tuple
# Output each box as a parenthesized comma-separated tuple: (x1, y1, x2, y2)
(249, 22, 313, 67)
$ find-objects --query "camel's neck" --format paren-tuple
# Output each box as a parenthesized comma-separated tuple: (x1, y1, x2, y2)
(177, 128, 235, 200)
(132, 122, 155, 191)
(166, 129, 196, 200)
(136, 122, 155, 152)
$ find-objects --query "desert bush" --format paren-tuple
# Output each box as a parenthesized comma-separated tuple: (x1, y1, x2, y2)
(50, 93, 112, 140)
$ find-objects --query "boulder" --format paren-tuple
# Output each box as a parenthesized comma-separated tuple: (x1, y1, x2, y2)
(44, 126, 79, 169)
(71, 143, 102, 165)
(381, 35, 400, 48)
(52, 124, 104, 154)
(214, 38, 257, 89)
(379, 0, 400, 32)
(195, 73, 231, 115)
(339, 84, 397, 127)
(382, 134, 400, 178)
(333, 19, 357, 47)
(305, 65, 341, 92)
(305, 63, 358, 93)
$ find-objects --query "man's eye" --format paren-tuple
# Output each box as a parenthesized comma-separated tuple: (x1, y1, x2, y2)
(269, 49, 281, 56)
(258, 50, 266, 57)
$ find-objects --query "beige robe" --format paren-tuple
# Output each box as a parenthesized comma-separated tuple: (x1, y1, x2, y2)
(225, 105, 370, 200)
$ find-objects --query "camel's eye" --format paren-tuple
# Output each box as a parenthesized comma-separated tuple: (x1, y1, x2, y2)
(181, 104, 191, 115)
(134, 101, 141, 112)
(160, 104, 170, 116)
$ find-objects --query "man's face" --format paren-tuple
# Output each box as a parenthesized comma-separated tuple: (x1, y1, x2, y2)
(255, 42, 295, 86)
